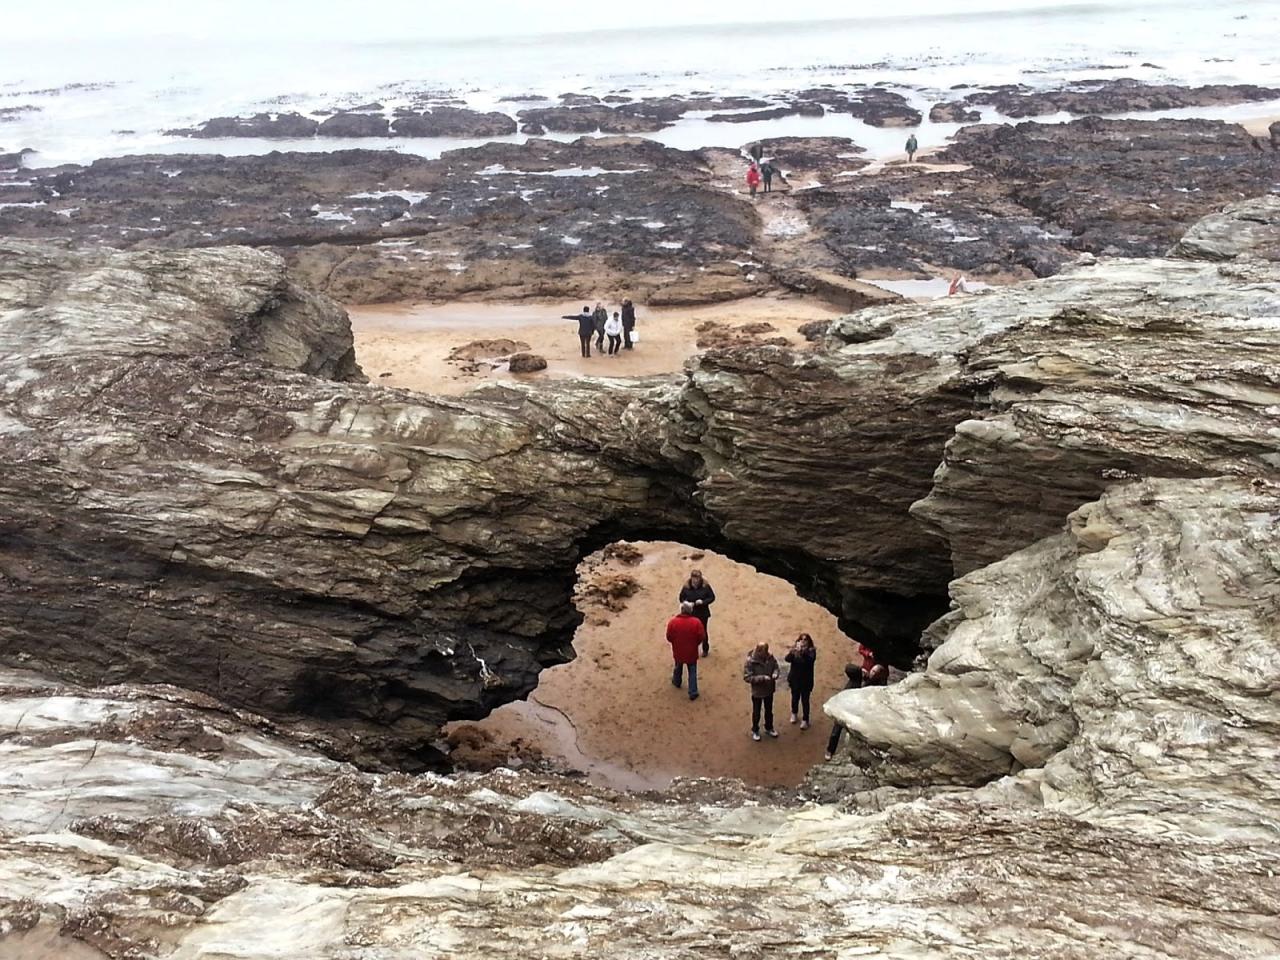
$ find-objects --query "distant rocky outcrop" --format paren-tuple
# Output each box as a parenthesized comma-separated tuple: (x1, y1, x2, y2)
(176, 111, 321, 138)
(932, 78, 1280, 119)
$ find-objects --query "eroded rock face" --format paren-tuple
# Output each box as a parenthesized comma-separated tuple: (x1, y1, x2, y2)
(2, 665, 1278, 959)
(816, 477, 1280, 839)
(3, 200, 1279, 769)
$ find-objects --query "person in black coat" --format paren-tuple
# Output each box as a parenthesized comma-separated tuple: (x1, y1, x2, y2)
(678, 568, 715, 656)
(784, 633, 817, 729)
(621, 299, 637, 349)
(563, 306, 595, 357)
(824, 659, 887, 760)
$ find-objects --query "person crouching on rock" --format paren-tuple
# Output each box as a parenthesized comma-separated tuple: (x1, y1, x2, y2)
(564, 306, 595, 357)
(667, 601, 706, 701)
(679, 568, 716, 656)
(593, 302, 608, 351)
(744, 642, 780, 740)
(606, 311, 624, 355)
(746, 162, 762, 198)
(784, 633, 817, 729)
(824, 661, 864, 760)
(621, 298, 636, 349)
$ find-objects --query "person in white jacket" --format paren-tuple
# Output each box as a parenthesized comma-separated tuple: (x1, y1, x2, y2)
(605, 311, 624, 356)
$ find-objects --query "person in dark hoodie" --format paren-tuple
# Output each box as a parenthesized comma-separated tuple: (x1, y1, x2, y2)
(564, 306, 596, 358)
(621, 298, 637, 349)
(824, 657, 888, 760)
(593, 302, 608, 352)
(784, 633, 817, 729)
(743, 642, 780, 741)
(678, 569, 716, 656)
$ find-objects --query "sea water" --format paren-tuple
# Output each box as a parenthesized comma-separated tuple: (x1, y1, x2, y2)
(1, 0, 1278, 166)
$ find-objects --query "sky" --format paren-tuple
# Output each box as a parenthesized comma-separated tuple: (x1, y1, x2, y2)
(4, 0, 1173, 42)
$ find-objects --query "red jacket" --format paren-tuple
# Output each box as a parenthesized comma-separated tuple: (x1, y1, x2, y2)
(666, 614, 706, 665)
(746, 166, 761, 187)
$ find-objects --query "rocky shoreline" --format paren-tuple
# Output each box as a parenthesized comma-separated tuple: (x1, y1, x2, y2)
(2, 110, 1278, 305)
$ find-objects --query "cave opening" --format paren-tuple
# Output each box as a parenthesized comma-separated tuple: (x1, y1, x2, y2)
(446, 539, 875, 790)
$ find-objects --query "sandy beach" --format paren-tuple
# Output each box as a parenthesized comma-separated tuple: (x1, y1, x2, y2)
(350, 295, 846, 395)
(447, 541, 865, 789)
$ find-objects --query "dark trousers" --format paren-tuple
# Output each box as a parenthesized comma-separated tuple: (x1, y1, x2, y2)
(578, 333, 592, 357)
(595, 330, 605, 350)
(697, 618, 709, 655)
(623, 327, 633, 349)
(607, 334, 621, 355)
(790, 687, 812, 723)
(751, 695, 774, 733)
(672, 661, 698, 697)
(827, 723, 845, 755)
(763, 177, 772, 193)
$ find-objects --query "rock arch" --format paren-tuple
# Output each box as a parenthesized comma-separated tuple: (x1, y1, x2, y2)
(2, 198, 1277, 770)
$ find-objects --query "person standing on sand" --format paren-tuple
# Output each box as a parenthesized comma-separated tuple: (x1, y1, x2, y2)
(744, 642, 780, 741)
(784, 633, 817, 729)
(678, 569, 716, 656)
(824, 661, 864, 760)
(621, 298, 637, 349)
(605, 311, 624, 355)
(564, 306, 595, 358)
(666, 601, 706, 701)
(905, 133, 919, 163)
(746, 163, 761, 198)
(593, 302, 608, 351)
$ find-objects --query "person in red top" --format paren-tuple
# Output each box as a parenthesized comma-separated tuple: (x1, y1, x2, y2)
(746, 163, 761, 198)
(666, 601, 706, 701)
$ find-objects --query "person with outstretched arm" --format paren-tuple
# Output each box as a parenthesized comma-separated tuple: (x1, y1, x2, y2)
(784, 633, 817, 729)
(666, 601, 706, 701)
(563, 306, 595, 358)
(678, 569, 716, 656)
(744, 642, 780, 740)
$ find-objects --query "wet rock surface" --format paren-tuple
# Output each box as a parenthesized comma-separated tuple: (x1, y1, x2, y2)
(2, 117, 1277, 302)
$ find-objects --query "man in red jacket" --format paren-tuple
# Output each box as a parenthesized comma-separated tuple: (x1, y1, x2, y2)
(666, 601, 706, 701)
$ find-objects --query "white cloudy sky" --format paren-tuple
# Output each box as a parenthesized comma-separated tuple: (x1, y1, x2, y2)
(6, 0, 1171, 41)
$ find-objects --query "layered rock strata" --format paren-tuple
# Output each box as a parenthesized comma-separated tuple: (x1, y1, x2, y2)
(3, 198, 1278, 770)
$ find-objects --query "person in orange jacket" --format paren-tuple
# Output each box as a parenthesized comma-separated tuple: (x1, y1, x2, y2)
(746, 163, 761, 198)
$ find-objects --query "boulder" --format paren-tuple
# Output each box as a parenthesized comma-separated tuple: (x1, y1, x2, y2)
(184, 112, 320, 139)
(390, 107, 517, 138)
(929, 101, 982, 123)
(318, 112, 391, 137)
(508, 352, 548, 373)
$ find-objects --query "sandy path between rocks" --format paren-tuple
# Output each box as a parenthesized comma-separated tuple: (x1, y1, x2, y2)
(449, 542, 866, 790)
(349, 296, 844, 395)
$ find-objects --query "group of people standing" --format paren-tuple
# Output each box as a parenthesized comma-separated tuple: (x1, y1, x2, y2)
(745, 142, 787, 198)
(664, 568, 888, 752)
(564, 300, 638, 358)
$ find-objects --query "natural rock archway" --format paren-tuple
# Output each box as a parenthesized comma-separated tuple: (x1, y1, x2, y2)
(2, 196, 1277, 771)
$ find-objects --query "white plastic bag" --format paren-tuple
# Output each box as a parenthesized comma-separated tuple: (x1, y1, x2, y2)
(630, 330, 640, 344)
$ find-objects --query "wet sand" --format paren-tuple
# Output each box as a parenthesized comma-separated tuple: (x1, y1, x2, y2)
(349, 296, 845, 395)
(448, 542, 865, 789)
(1243, 114, 1280, 136)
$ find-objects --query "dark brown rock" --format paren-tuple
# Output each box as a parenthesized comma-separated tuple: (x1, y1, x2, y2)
(508, 353, 548, 373)
(390, 107, 517, 138)
(318, 113, 391, 137)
